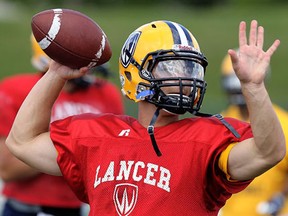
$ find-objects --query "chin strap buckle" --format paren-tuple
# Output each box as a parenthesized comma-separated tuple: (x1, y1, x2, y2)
(213, 114, 241, 138)
(147, 125, 154, 135)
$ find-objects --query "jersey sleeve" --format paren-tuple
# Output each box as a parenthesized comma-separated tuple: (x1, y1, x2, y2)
(218, 143, 237, 181)
(50, 116, 89, 203)
(204, 118, 253, 210)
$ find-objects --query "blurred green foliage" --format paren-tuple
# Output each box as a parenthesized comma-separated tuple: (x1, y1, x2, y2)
(0, 1, 287, 117)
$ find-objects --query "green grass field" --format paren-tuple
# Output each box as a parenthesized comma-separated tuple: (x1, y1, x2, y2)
(0, 2, 287, 117)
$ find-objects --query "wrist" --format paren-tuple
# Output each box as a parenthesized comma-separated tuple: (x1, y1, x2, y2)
(44, 70, 67, 86)
(241, 82, 268, 104)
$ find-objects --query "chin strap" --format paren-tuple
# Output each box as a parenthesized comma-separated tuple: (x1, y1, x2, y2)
(147, 108, 162, 157)
(195, 112, 241, 138)
(147, 109, 240, 157)
(213, 114, 241, 138)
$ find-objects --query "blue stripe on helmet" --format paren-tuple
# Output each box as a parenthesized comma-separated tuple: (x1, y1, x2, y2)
(179, 24, 193, 47)
(164, 21, 181, 44)
(164, 21, 193, 47)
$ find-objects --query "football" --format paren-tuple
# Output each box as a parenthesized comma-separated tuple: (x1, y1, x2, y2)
(31, 8, 112, 69)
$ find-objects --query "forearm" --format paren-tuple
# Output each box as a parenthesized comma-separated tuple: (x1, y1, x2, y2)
(242, 83, 285, 165)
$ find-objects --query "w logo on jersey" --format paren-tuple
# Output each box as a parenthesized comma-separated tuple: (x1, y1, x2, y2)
(113, 183, 138, 216)
(120, 31, 141, 68)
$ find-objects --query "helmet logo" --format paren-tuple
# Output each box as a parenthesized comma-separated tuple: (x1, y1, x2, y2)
(120, 31, 141, 68)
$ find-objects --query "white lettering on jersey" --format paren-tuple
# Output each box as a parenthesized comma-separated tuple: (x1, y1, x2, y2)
(144, 163, 158, 186)
(102, 161, 115, 183)
(116, 161, 134, 180)
(157, 166, 171, 192)
(94, 160, 171, 192)
(132, 161, 145, 181)
(94, 166, 101, 188)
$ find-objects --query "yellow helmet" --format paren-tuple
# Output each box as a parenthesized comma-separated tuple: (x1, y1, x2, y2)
(31, 34, 50, 72)
(119, 20, 208, 114)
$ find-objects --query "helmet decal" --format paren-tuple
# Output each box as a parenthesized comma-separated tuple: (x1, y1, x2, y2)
(120, 31, 141, 68)
(164, 21, 193, 47)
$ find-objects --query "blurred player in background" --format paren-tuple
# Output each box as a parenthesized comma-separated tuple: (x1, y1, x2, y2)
(4, 20, 285, 215)
(0, 35, 124, 216)
(219, 51, 288, 216)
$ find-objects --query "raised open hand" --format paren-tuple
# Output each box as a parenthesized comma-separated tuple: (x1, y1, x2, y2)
(228, 20, 280, 86)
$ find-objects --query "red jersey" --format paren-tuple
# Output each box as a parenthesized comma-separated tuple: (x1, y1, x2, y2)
(51, 113, 253, 215)
(0, 73, 124, 207)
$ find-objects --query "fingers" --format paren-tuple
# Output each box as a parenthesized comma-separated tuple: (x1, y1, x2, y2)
(228, 49, 238, 64)
(249, 20, 258, 46)
(266, 39, 281, 57)
(257, 26, 264, 49)
(79, 67, 89, 75)
(239, 20, 264, 48)
(67, 67, 89, 79)
(239, 21, 247, 47)
(239, 20, 280, 54)
(48, 60, 89, 80)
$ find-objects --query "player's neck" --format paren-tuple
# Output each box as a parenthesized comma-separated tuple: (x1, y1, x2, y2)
(138, 102, 179, 128)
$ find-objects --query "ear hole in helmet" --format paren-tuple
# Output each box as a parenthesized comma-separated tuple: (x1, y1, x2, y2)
(125, 71, 132, 81)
